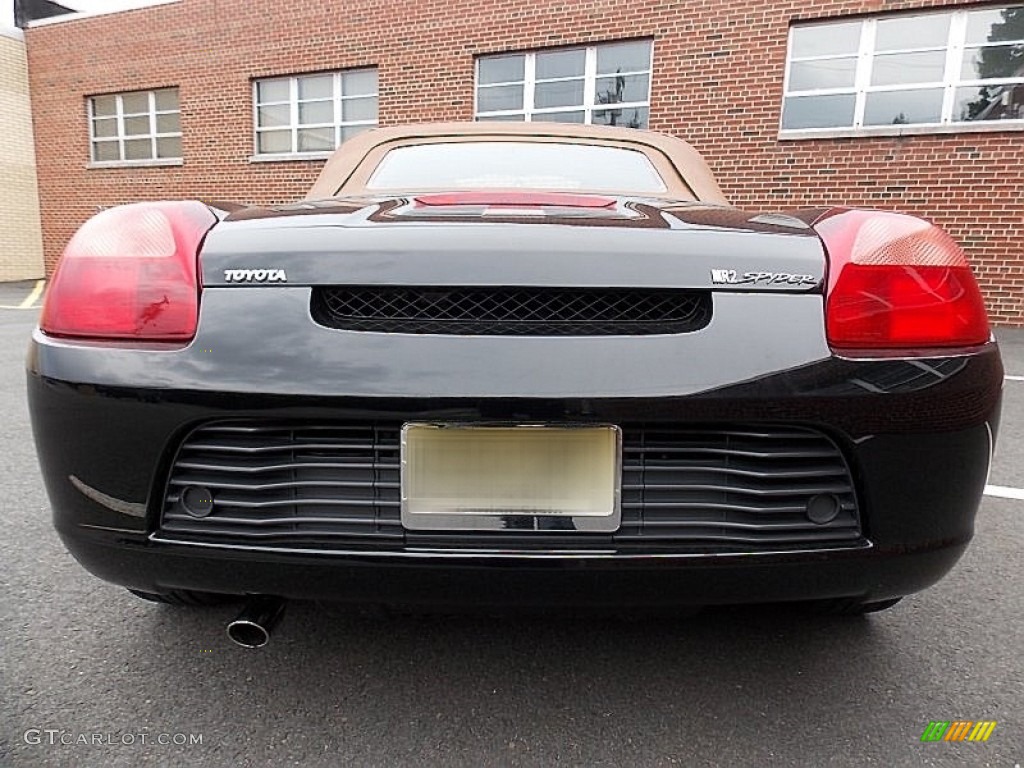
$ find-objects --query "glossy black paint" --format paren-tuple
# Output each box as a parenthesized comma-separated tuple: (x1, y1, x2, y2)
(26, 200, 1005, 606)
(202, 196, 825, 291)
(60, 533, 966, 608)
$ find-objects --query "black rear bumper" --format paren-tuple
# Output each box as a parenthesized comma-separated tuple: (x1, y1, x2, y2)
(59, 528, 966, 607)
(28, 337, 1003, 606)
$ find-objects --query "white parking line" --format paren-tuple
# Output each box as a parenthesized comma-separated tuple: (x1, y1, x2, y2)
(984, 485, 1024, 501)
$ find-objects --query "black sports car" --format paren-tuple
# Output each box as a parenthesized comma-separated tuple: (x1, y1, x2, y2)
(28, 122, 1003, 646)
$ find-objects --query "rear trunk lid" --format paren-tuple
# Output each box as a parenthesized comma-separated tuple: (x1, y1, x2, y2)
(199, 194, 825, 291)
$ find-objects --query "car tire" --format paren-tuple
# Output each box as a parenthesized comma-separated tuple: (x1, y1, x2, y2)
(800, 597, 903, 616)
(127, 588, 238, 607)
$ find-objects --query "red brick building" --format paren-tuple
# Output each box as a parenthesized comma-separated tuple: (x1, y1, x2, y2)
(23, 0, 1024, 323)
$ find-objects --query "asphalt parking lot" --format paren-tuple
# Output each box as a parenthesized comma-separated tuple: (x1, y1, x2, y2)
(1, 297, 1022, 768)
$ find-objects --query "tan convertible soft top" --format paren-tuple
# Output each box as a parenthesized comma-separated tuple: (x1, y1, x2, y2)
(307, 122, 727, 204)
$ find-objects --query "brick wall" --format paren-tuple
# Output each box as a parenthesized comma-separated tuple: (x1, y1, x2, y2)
(24, 0, 1024, 323)
(0, 30, 44, 282)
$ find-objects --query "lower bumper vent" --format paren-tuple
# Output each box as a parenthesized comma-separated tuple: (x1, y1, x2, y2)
(159, 422, 860, 552)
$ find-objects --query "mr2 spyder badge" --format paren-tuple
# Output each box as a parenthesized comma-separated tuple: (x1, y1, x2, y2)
(224, 269, 288, 283)
(710, 269, 817, 287)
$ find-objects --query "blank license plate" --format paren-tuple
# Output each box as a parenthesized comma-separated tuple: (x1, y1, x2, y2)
(401, 424, 621, 533)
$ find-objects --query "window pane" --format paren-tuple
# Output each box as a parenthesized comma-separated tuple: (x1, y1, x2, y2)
(476, 114, 526, 121)
(298, 75, 333, 100)
(93, 141, 120, 162)
(966, 7, 1024, 45)
(534, 79, 584, 108)
(156, 112, 180, 133)
(788, 58, 857, 90)
(535, 49, 585, 80)
(962, 44, 1024, 80)
(875, 14, 951, 52)
(298, 100, 333, 125)
(533, 110, 586, 123)
(92, 118, 117, 138)
(297, 127, 335, 152)
(257, 79, 290, 104)
(123, 115, 151, 136)
(367, 142, 667, 193)
(595, 73, 651, 103)
(596, 41, 652, 75)
(478, 55, 525, 85)
(254, 70, 378, 152)
(863, 88, 943, 125)
(955, 84, 1024, 121)
(341, 124, 374, 141)
(124, 138, 152, 160)
(593, 106, 649, 128)
(156, 136, 181, 158)
(258, 130, 292, 154)
(477, 84, 524, 112)
(91, 95, 116, 117)
(871, 51, 947, 86)
(121, 92, 149, 114)
(342, 96, 377, 122)
(781, 94, 856, 129)
(791, 22, 862, 58)
(153, 88, 178, 111)
(343, 69, 378, 96)
(258, 104, 290, 128)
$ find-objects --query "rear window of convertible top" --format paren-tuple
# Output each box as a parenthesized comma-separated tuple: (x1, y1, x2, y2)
(365, 141, 669, 194)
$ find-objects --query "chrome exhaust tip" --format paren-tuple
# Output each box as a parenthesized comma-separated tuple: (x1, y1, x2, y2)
(226, 596, 285, 648)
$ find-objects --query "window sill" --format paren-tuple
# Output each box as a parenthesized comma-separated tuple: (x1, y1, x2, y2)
(778, 122, 1024, 141)
(87, 158, 184, 169)
(248, 152, 333, 163)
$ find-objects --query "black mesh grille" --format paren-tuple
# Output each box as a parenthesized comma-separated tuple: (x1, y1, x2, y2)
(310, 286, 712, 336)
(159, 422, 860, 552)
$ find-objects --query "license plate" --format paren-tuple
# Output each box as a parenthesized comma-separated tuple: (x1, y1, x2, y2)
(400, 424, 621, 533)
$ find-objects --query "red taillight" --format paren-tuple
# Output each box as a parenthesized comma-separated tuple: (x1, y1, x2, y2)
(41, 201, 216, 341)
(814, 209, 990, 350)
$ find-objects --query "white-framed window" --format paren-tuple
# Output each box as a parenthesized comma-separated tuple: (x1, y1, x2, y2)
(475, 40, 653, 128)
(88, 88, 181, 164)
(782, 5, 1024, 132)
(253, 69, 378, 157)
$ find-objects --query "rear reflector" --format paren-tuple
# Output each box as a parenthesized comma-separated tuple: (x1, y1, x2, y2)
(813, 209, 990, 349)
(41, 201, 216, 341)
